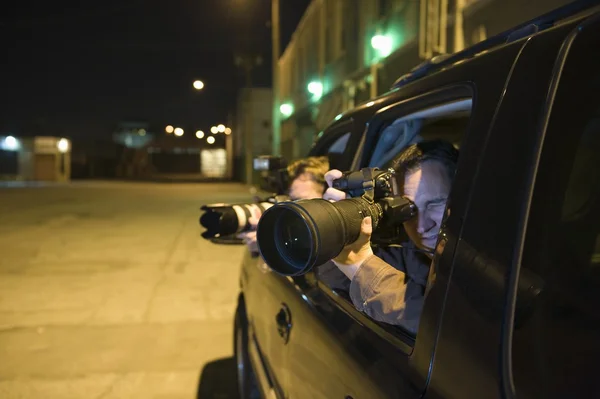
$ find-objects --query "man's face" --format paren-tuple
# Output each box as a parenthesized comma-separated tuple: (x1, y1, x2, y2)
(288, 173, 324, 200)
(401, 161, 452, 253)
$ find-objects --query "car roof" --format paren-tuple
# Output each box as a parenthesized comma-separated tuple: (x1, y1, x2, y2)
(392, 0, 599, 89)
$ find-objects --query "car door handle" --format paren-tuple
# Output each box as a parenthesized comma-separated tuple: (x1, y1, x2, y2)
(275, 303, 292, 344)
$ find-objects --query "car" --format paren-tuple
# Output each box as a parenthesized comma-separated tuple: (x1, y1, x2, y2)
(234, 1, 600, 398)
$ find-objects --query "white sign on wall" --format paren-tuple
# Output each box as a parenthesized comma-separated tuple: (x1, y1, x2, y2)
(201, 149, 227, 178)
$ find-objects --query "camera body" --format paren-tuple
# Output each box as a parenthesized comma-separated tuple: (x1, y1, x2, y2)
(333, 167, 417, 244)
(254, 155, 289, 196)
(332, 167, 395, 200)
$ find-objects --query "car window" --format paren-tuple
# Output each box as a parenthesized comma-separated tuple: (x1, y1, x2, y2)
(315, 98, 473, 337)
(511, 29, 600, 399)
(368, 99, 471, 167)
(311, 129, 352, 171)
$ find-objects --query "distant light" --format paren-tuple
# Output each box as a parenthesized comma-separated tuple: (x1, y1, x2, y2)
(334, 113, 342, 121)
(193, 80, 204, 90)
(196, 130, 205, 139)
(138, 128, 146, 136)
(217, 124, 225, 133)
(366, 101, 375, 107)
(165, 125, 174, 133)
(307, 81, 323, 101)
(280, 103, 294, 117)
(57, 138, 69, 153)
(207, 136, 215, 144)
(371, 34, 393, 57)
(2, 136, 19, 151)
(174, 127, 184, 136)
(210, 126, 218, 134)
(224, 127, 232, 135)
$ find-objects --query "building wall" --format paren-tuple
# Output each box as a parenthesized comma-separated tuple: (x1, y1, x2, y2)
(462, 0, 572, 48)
(234, 88, 274, 183)
(276, 0, 573, 160)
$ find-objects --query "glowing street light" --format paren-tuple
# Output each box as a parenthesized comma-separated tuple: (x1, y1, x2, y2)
(193, 80, 204, 90)
(217, 124, 225, 133)
(2, 135, 19, 151)
(196, 130, 205, 139)
(224, 127, 231, 135)
(210, 126, 218, 134)
(307, 81, 323, 101)
(165, 125, 174, 133)
(371, 34, 393, 58)
(174, 127, 184, 136)
(207, 136, 215, 144)
(280, 103, 294, 117)
(57, 138, 69, 153)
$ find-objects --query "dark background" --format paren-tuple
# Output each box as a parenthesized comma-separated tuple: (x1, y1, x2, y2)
(0, 0, 310, 138)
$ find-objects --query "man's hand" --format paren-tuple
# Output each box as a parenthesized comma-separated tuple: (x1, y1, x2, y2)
(237, 207, 262, 253)
(323, 169, 347, 202)
(332, 216, 374, 279)
(324, 169, 374, 278)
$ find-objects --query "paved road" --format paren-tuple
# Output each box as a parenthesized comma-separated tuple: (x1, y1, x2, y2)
(0, 181, 254, 398)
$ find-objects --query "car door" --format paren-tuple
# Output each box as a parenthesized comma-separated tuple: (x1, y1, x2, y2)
(243, 120, 359, 398)
(505, 9, 600, 399)
(421, 8, 599, 398)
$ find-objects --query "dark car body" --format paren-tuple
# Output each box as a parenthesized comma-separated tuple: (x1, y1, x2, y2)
(235, 1, 600, 398)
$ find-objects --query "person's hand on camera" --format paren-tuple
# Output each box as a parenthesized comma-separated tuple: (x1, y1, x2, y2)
(237, 207, 262, 253)
(323, 169, 348, 202)
(332, 216, 374, 279)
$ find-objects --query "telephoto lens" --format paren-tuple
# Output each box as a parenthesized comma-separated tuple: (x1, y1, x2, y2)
(256, 197, 387, 276)
(199, 202, 274, 239)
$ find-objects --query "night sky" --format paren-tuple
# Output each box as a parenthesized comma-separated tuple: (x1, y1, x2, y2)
(0, 0, 310, 139)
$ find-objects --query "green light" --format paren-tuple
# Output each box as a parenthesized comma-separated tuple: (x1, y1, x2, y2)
(307, 81, 323, 101)
(371, 34, 393, 58)
(280, 103, 294, 117)
(334, 113, 342, 121)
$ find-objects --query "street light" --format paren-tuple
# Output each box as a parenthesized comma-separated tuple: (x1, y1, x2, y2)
(307, 81, 323, 101)
(165, 125, 174, 133)
(371, 34, 393, 58)
(193, 80, 204, 90)
(207, 136, 215, 144)
(217, 124, 225, 133)
(174, 127, 184, 136)
(196, 130, 205, 139)
(210, 126, 218, 134)
(2, 135, 19, 151)
(57, 138, 69, 153)
(280, 103, 294, 117)
(224, 127, 232, 135)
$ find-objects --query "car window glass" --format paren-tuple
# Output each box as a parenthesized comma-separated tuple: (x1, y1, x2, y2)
(511, 38, 600, 399)
(328, 132, 350, 154)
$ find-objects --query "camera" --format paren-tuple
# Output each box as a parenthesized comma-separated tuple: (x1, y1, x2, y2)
(254, 155, 289, 196)
(199, 155, 290, 241)
(256, 167, 418, 276)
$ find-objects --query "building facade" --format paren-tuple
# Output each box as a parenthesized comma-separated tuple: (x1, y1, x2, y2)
(0, 135, 71, 182)
(276, 0, 572, 160)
